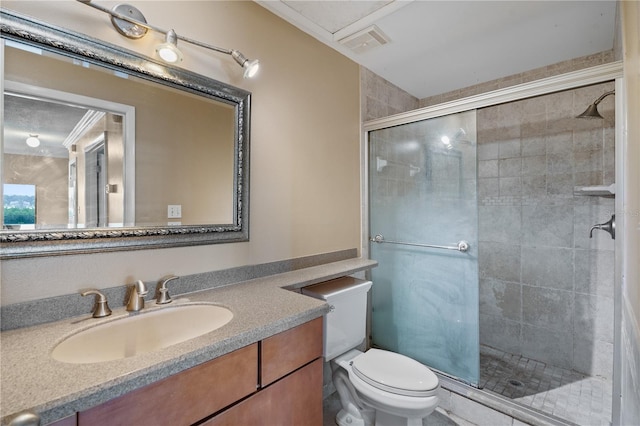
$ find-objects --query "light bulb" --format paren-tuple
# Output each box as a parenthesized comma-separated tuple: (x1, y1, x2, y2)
(26, 135, 40, 148)
(243, 59, 260, 79)
(156, 30, 183, 63)
(157, 45, 181, 63)
(232, 50, 260, 79)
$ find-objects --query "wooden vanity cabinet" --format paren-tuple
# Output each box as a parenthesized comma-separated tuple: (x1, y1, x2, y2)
(67, 318, 323, 426)
(261, 316, 323, 386)
(205, 317, 324, 425)
(202, 358, 323, 425)
(78, 344, 258, 426)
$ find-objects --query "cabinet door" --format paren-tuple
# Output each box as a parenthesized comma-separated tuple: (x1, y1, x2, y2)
(203, 357, 323, 426)
(78, 344, 257, 426)
(261, 317, 323, 386)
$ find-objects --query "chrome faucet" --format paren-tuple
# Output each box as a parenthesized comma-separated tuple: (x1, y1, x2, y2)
(156, 275, 179, 304)
(126, 280, 148, 312)
(589, 214, 615, 239)
(81, 289, 112, 318)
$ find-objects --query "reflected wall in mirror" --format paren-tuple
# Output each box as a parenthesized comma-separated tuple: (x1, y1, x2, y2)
(0, 9, 250, 258)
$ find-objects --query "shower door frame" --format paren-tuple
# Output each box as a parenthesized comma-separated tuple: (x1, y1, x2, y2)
(361, 61, 625, 424)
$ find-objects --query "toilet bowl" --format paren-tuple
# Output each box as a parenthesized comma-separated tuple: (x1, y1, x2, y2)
(302, 277, 440, 426)
(332, 348, 439, 426)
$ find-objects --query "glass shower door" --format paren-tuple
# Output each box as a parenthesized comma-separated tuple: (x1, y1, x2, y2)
(369, 110, 479, 385)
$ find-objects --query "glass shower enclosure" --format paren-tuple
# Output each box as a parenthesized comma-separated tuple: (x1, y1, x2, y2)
(368, 110, 480, 385)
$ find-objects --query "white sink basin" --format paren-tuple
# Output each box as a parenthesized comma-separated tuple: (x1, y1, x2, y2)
(51, 304, 233, 364)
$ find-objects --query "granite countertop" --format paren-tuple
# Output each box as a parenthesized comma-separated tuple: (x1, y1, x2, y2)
(1, 258, 377, 425)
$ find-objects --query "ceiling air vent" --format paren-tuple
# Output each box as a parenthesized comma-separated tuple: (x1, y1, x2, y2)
(338, 25, 390, 54)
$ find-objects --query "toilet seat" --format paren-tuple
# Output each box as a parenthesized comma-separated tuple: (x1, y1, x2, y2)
(351, 349, 439, 397)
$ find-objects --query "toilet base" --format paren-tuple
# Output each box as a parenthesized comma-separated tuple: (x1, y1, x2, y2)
(336, 407, 431, 426)
(336, 408, 366, 426)
(374, 410, 424, 426)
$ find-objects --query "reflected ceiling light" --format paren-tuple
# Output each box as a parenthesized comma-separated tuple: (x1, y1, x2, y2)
(577, 90, 615, 119)
(440, 128, 471, 150)
(156, 29, 183, 63)
(77, 0, 260, 78)
(26, 134, 40, 148)
(441, 136, 453, 150)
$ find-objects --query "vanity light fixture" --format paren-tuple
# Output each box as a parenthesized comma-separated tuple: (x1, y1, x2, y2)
(76, 0, 260, 78)
(577, 90, 615, 119)
(231, 50, 260, 79)
(156, 29, 183, 63)
(26, 134, 41, 148)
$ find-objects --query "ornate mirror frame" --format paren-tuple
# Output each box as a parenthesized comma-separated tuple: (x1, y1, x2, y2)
(0, 9, 250, 258)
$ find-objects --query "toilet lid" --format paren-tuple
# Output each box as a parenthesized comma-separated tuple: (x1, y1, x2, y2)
(351, 349, 439, 397)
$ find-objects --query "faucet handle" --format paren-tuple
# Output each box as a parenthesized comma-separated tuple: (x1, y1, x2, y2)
(156, 275, 179, 304)
(81, 289, 112, 318)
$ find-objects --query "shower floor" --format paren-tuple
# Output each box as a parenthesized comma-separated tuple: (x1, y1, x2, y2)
(479, 345, 612, 426)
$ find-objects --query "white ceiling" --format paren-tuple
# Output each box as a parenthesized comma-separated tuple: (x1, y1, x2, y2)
(4, 92, 88, 158)
(256, 0, 618, 99)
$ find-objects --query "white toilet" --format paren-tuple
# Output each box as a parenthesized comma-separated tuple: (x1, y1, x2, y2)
(302, 277, 439, 426)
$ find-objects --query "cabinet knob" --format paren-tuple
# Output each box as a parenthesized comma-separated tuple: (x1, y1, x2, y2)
(81, 289, 112, 318)
(8, 412, 40, 426)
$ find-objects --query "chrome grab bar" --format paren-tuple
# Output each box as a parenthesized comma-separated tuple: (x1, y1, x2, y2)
(370, 234, 470, 253)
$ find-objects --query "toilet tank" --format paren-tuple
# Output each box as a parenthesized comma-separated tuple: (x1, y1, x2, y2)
(302, 277, 372, 361)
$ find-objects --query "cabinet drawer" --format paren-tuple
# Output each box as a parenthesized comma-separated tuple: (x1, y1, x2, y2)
(261, 317, 323, 386)
(78, 344, 258, 426)
(203, 357, 323, 426)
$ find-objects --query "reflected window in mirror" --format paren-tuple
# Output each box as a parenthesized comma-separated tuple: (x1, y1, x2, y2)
(2, 184, 36, 230)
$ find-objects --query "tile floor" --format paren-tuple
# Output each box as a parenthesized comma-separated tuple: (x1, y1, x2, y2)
(480, 345, 612, 426)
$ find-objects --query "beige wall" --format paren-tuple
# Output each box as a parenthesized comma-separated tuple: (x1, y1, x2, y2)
(1, 1, 361, 304)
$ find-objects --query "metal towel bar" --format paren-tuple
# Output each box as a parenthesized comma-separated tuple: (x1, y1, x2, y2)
(370, 234, 470, 252)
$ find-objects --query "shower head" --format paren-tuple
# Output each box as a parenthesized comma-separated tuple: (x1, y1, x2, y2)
(577, 90, 615, 119)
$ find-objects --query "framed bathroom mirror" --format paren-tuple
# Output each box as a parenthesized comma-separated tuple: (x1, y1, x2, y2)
(0, 9, 250, 258)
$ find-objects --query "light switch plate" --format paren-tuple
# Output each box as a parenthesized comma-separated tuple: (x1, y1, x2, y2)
(167, 205, 182, 218)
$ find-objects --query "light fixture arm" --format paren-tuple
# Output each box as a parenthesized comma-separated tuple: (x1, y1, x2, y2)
(76, 0, 245, 59)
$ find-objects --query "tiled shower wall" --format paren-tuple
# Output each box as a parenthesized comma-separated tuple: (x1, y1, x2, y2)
(477, 81, 615, 380)
(360, 52, 617, 383)
(361, 67, 419, 122)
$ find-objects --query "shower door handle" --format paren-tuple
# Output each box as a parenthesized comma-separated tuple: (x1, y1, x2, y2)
(370, 234, 470, 252)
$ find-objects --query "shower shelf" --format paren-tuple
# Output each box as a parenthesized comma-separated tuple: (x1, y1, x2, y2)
(573, 184, 615, 197)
